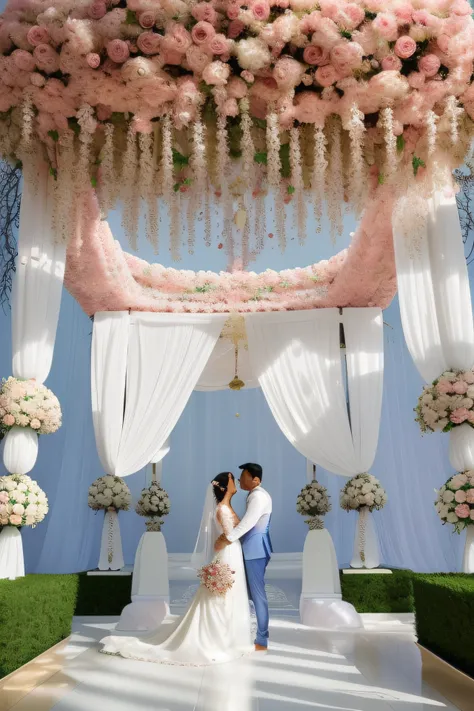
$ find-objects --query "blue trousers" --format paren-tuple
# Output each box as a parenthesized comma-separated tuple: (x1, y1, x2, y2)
(244, 557, 269, 647)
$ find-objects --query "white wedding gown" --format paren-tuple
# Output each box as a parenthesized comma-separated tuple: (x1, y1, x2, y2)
(100, 504, 253, 666)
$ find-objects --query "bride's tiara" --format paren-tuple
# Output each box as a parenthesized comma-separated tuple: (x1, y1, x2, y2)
(211, 480, 226, 491)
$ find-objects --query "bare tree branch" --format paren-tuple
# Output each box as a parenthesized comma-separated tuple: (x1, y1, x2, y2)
(454, 161, 474, 267)
(0, 161, 21, 309)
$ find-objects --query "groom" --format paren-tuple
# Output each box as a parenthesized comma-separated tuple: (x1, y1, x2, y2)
(215, 463, 273, 651)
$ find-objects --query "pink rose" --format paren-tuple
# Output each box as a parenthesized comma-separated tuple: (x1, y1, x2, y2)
(132, 115, 153, 134)
(227, 3, 241, 20)
(455, 490, 467, 503)
(418, 54, 440, 78)
(453, 381, 469, 395)
(455, 503, 470, 519)
(162, 24, 192, 55)
(192, 21, 215, 46)
(315, 64, 338, 87)
(381, 54, 402, 72)
(33, 44, 60, 73)
(451, 0, 472, 15)
(139, 11, 156, 29)
(208, 34, 229, 56)
(107, 38, 130, 62)
(2, 414, 15, 426)
(89, 1, 107, 20)
(437, 379, 454, 394)
(9, 514, 22, 526)
(227, 76, 247, 98)
(86, 52, 101, 69)
(437, 34, 450, 54)
(136, 32, 160, 56)
(294, 91, 326, 124)
(228, 21, 245, 39)
(467, 411, 474, 424)
(30, 72, 46, 87)
(27, 25, 50, 47)
(466, 490, 474, 504)
(395, 3, 413, 24)
(241, 70, 254, 83)
(186, 45, 212, 74)
(304, 45, 329, 66)
(450, 408, 470, 424)
(330, 41, 363, 74)
(273, 57, 304, 90)
(202, 60, 230, 86)
(96, 104, 112, 121)
(223, 98, 239, 116)
(344, 4, 365, 29)
(394, 36, 416, 59)
(192, 2, 218, 25)
(408, 71, 425, 89)
(0, 492, 9, 504)
(373, 12, 398, 41)
(251, 1, 271, 21)
(30, 418, 41, 430)
(12, 49, 36, 72)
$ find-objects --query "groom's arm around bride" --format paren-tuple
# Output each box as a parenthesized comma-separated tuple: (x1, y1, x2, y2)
(215, 463, 273, 651)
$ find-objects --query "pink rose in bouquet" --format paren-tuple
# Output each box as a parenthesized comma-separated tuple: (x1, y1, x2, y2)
(89, 1, 107, 20)
(455, 490, 467, 503)
(373, 12, 398, 41)
(315, 64, 338, 87)
(12, 49, 35, 72)
(192, 2, 218, 25)
(136, 32, 160, 55)
(303, 45, 329, 66)
(139, 10, 156, 29)
(27, 25, 50, 47)
(394, 36, 416, 59)
(381, 55, 402, 72)
(450, 408, 470, 424)
(198, 560, 235, 596)
(453, 381, 469, 395)
(192, 21, 215, 46)
(455, 503, 470, 519)
(107, 38, 130, 62)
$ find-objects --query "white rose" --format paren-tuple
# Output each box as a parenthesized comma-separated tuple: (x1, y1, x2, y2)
(4, 480, 16, 491)
(17, 483, 28, 492)
(447, 512, 459, 523)
(25, 503, 38, 515)
(361, 483, 372, 494)
(104, 476, 115, 486)
(443, 490, 455, 503)
(364, 493, 375, 505)
(37, 492, 47, 503)
(103, 488, 113, 498)
(12, 503, 25, 515)
(25, 516, 36, 526)
(28, 493, 38, 504)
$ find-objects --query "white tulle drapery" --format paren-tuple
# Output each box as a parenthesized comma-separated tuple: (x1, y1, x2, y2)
(2, 160, 65, 478)
(91, 312, 227, 480)
(245, 308, 384, 478)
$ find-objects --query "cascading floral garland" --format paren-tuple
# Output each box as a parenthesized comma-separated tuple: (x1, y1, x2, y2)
(0, 0, 473, 257)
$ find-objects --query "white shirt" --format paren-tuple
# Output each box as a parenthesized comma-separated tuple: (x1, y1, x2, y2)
(226, 486, 272, 543)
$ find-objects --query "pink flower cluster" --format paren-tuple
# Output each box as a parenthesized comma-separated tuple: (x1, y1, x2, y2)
(435, 470, 474, 532)
(198, 560, 235, 596)
(0, 377, 62, 435)
(416, 370, 474, 434)
(0, 474, 48, 528)
(0, 0, 473, 147)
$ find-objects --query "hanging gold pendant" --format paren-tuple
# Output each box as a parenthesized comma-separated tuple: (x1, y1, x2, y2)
(229, 377, 245, 390)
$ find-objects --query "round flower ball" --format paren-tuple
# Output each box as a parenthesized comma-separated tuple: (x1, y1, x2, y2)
(415, 369, 474, 434)
(88, 475, 131, 512)
(296, 481, 331, 518)
(435, 470, 474, 533)
(136, 482, 170, 531)
(0, 377, 62, 435)
(340, 473, 387, 513)
(0, 473, 48, 527)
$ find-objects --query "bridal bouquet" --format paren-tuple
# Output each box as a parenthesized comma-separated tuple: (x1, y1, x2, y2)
(416, 370, 474, 433)
(88, 475, 131, 512)
(435, 471, 474, 533)
(340, 473, 387, 513)
(0, 474, 48, 527)
(0, 377, 61, 435)
(135, 482, 171, 531)
(198, 561, 235, 597)
(296, 481, 331, 530)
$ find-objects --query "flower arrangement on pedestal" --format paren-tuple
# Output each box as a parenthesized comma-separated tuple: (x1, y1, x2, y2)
(0, 473, 48, 527)
(435, 471, 474, 533)
(135, 482, 171, 531)
(297, 480, 331, 530)
(0, 377, 61, 435)
(0, 0, 473, 255)
(87, 475, 132, 512)
(416, 369, 474, 433)
(340, 473, 386, 568)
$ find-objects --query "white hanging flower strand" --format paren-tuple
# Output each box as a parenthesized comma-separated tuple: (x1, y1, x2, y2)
(139, 132, 158, 251)
(290, 126, 305, 245)
(100, 123, 115, 214)
(444, 95, 464, 144)
(327, 117, 343, 242)
(381, 107, 397, 180)
(240, 97, 254, 191)
(312, 125, 327, 232)
(358, 505, 368, 564)
(121, 122, 139, 251)
(426, 110, 438, 157)
(347, 105, 366, 212)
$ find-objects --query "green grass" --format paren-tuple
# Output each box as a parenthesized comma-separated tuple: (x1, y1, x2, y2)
(74, 572, 131, 616)
(414, 574, 474, 677)
(341, 569, 414, 613)
(0, 575, 78, 678)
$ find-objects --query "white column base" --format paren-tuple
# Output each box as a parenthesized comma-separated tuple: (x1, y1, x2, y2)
(98, 510, 124, 571)
(300, 595, 363, 630)
(0, 527, 25, 580)
(462, 526, 474, 573)
(351, 508, 380, 569)
(117, 530, 170, 631)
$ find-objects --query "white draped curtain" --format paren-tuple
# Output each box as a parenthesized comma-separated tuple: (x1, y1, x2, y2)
(245, 308, 384, 479)
(3, 159, 65, 475)
(91, 312, 227, 479)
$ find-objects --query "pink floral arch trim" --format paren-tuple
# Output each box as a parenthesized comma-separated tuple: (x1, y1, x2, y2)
(65, 187, 396, 315)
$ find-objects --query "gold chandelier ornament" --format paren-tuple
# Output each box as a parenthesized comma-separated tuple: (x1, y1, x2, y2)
(229, 345, 245, 391)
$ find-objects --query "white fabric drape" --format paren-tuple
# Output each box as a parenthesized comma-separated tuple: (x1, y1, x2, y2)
(91, 312, 226, 478)
(393, 189, 474, 384)
(245, 308, 384, 478)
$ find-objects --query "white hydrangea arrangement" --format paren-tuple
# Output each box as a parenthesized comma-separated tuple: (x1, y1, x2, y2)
(340, 473, 387, 513)
(0, 377, 61, 435)
(0, 474, 48, 527)
(296, 481, 331, 530)
(435, 471, 474, 533)
(88, 475, 131, 512)
(136, 482, 171, 532)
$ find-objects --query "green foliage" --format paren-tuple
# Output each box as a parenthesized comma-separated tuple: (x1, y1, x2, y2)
(172, 149, 189, 169)
(412, 155, 426, 176)
(414, 574, 474, 677)
(341, 569, 414, 613)
(396, 135, 405, 153)
(0, 575, 78, 679)
(74, 573, 132, 617)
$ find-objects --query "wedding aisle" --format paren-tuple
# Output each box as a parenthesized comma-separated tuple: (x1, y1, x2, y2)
(0, 612, 470, 711)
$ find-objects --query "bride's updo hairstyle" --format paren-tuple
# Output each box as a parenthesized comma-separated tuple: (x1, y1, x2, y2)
(211, 472, 234, 503)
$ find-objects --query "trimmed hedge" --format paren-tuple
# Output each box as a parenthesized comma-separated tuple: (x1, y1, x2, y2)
(340, 569, 414, 613)
(0, 574, 78, 678)
(414, 574, 474, 678)
(74, 572, 131, 616)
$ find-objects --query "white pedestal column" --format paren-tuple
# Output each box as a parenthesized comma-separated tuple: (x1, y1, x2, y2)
(98, 510, 124, 571)
(0, 527, 25, 580)
(116, 531, 170, 631)
(463, 526, 474, 573)
(350, 508, 380, 569)
(3, 426, 38, 475)
(299, 528, 362, 629)
(449, 423, 474, 471)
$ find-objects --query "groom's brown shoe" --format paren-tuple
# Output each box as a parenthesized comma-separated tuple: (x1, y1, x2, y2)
(255, 644, 267, 652)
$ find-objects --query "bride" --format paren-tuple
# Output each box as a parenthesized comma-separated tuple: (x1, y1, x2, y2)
(100, 472, 253, 665)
